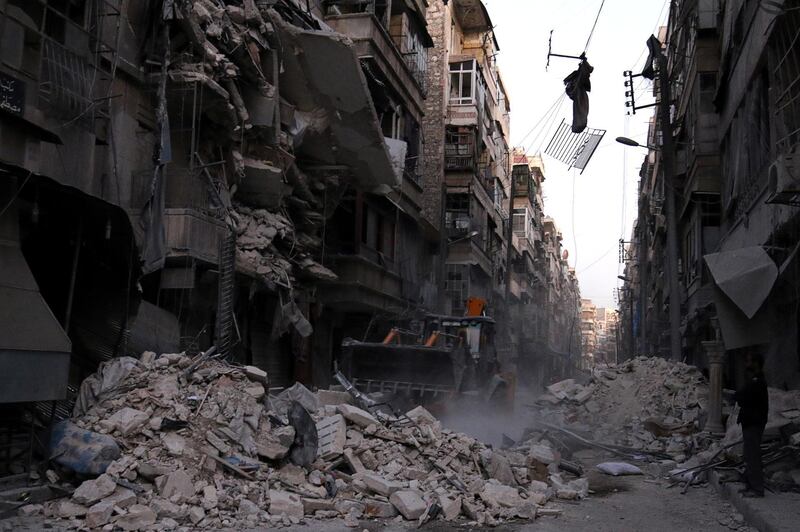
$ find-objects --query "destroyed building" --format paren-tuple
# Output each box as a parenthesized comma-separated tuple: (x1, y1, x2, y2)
(0, 0, 583, 483)
(621, 0, 800, 391)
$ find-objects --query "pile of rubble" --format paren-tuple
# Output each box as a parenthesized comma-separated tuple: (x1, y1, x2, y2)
(536, 357, 709, 463)
(31, 351, 588, 530)
(533, 357, 800, 493)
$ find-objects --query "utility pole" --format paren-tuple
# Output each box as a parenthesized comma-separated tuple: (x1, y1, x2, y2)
(505, 164, 515, 301)
(657, 51, 682, 362)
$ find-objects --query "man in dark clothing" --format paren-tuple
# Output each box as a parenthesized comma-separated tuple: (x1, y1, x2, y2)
(734, 353, 769, 497)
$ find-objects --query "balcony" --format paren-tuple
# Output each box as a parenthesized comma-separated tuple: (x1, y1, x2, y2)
(324, 11, 426, 117)
(316, 253, 405, 312)
(445, 154, 475, 171)
(402, 51, 428, 97)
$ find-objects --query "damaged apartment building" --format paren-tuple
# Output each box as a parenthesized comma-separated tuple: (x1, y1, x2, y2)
(0, 0, 583, 476)
(621, 0, 800, 390)
(0, 0, 441, 458)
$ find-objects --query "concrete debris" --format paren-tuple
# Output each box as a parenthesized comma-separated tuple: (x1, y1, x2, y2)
(39, 351, 585, 529)
(535, 357, 710, 463)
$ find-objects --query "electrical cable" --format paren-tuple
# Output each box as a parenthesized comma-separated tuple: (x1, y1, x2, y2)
(0, 170, 33, 219)
(516, 94, 565, 148)
(583, 0, 607, 53)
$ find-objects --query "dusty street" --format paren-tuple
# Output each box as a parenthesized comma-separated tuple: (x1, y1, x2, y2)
(3, 455, 752, 532)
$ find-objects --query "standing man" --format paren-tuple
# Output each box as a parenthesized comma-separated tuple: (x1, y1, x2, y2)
(734, 353, 769, 498)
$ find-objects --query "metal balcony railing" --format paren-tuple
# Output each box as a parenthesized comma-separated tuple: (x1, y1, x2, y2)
(444, 153, 475, 171)
(402, 51, 427, 97)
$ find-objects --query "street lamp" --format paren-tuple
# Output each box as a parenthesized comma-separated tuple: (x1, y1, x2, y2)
(615, 136, 660, 151)
(448, 230, 479, 245)
(617, 275, 630, 282)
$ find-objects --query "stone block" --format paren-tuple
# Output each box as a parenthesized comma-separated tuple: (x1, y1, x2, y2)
(243, 365, 268, 383)
(480, 482, 522, 508)
(244, 383, 265, 400)
(188, 506, 206, 524)
(389, 490, 426, 520)
(114, 504, 157, 531)
(343, 448, 366, 473)
(104, 487, 136, 509)
(202, 486, 218, 510)
(317, 389, 353, 406)
(85, 501, 114, 528)
(160, 433, 186, 456)
(439, 495, 461, 521)
(108, 407, 149, 436)
(269, 489, 304, 518)
(57, 501, 88, 518)
(363, 498, 397, 518)
(72, 474, 117, 506)
(238, 499, 260, 517)
(337, 404, 378, 428)
(361, 472, 403, 496)
(156, 470, 194, 502)
(316, 414, 346, 460)
(302, 498, 336, 514)
(151, 498, 185, 519)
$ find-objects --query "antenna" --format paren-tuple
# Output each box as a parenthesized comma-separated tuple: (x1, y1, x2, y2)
(546, 30, 586, 71)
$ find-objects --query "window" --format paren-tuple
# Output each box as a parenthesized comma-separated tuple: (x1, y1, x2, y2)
(449, 60, 475, 105)
(445, 194, 470, 232)
(769, 0, 800, 151)
(360, 204, 394, 258)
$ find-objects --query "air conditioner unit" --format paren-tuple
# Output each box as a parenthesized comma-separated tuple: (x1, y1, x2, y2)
(766, 151, 800, 207)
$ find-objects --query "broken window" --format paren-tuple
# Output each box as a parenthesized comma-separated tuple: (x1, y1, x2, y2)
(360, 204, 395, 259)
(445, 193, 471, 234)
(449, 60, 475, 105)
(445, 264, 469, 310)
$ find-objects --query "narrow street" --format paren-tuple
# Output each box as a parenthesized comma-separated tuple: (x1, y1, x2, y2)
(2, 0, 800, 531)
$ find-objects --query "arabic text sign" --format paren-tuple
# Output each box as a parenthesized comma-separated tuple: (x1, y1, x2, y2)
(0, 72, 25, 116)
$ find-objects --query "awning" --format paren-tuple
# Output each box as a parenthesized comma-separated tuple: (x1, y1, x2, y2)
(0, 240, 71, 403)
(704, 246, 778, 350)
(704, 246, 778, 319)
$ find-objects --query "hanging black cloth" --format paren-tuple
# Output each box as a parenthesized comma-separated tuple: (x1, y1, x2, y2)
(641, 35, 662, 80)
(563, 57, 593, 133)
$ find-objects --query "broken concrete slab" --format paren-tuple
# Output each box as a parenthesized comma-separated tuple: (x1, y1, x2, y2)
(72, 474, 117, 506)
(317, 389, 352, 406)
(480, 482, 522, 508)
(114, 504, 157, 531)
(389, 490, 426, 520)
(337, 404, 378, 428)
(361, 472, 403, 497)
(85, 501, 114, 529)
(156, 470, 194, 502)
(269, 489, 304, 518)
(243, 365, 268, 383)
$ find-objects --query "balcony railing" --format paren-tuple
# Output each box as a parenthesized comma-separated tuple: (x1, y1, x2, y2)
(445, 153, 475, 171)
(402, 51, 428, 97)
(404, 154, 423, 187)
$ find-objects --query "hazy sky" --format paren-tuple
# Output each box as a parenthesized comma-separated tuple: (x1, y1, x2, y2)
(484, 0, 669, 308)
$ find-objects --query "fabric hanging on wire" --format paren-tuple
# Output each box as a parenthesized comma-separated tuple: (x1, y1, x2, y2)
(641, 35, 662, 80)
(563, 58, 593, 133)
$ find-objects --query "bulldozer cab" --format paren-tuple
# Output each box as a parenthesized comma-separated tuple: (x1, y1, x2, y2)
(339, 313, 499, 403)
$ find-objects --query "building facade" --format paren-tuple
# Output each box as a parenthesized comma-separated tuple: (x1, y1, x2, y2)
(622, 0, 800, 389)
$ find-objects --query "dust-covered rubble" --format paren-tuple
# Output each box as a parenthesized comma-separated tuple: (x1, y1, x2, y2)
(34, 351, 588, 529)
(532, 357, 800, 492)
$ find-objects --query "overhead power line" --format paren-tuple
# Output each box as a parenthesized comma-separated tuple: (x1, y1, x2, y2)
(583, 0, 607, 52)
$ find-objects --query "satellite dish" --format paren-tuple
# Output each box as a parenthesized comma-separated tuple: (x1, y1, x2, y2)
(562, 250, 569, 260)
